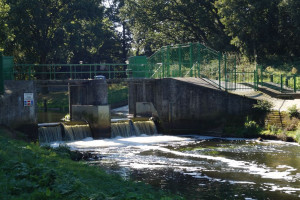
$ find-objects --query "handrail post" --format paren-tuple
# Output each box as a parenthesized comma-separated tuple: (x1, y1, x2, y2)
(197, 43, 200, 78)
(218, 52, 221, 89)
(167, 45, 170, 77)
(234, 57, 237, 90)
(260, 65, 263, 86)
(189, 43, 193, 77)
(178, 44, 182, 77)
(224, 54, 227, 91)
(294, 75, 296, 93)
(54, 65, 56, 80)
(280, 74, 283, 92)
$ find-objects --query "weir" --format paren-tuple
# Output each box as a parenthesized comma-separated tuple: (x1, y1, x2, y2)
(111, 119, 157, 138)
(38, 119, 158, 143)
(38, 122, 92, 143)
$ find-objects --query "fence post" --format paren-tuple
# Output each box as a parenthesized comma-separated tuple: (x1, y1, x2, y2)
(189, 43, 193, 77)
(224, 54, 227, 91)
(253, 70, 257, 90)
(280, 74, 283, 92)
(178, 44, 182, 77)
(161, 47, 165, 78)
(197, 43, 201, 78)
(294, 75, 296, 93)
(0, 52, 3, 94)
(260, 65, 263, 86)
(167, 45, 170, 77)
(234, 57, 237, 90)
(218, 52, 221, 89)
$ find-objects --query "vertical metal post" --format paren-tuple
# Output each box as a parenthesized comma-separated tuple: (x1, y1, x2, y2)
(189, 43, 193, 77)
(70, 65, 72, 79)
(74, 65, 77, 79)
(109, 65, 111, 79)
(280, 74, 283, 92)
(178, 44, 182, 77)
(253, 70, 256, 90)
(260, 65, 263, 86)
(218, 52, 221, 89)
(224, 54, 227, 91)
(0, 52, 4, 94)
(54, 65, 56, 80)
(234, 57, 237, 90)
(167, 45, 170, 77)
(197, 43, 200, 78)
(162, 48, 165, 78)
(294, 75, 296, 93)
(49, 65, 52, 80)
(89, 65, 92, 79)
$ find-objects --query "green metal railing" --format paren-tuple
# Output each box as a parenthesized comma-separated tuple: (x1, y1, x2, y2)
(12, 63, 151, 80)
(5, 42, 261, 92)
(258, 65, 299, 93)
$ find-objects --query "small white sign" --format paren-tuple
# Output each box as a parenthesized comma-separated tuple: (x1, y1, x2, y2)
(24, 93, 34, 106)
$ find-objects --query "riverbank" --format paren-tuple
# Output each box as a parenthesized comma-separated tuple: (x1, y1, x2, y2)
(0, 127, 183, 200)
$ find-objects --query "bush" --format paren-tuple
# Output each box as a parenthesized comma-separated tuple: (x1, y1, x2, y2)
(287, 105, 299, 118)
(253, 100, 273, 113)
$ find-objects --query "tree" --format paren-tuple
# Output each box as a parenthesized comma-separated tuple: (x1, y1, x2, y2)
(215, 0, 300, 63)
(121, 0, 234, 56)
(104, 0, 132, 62)
(2, 0, 122, 64)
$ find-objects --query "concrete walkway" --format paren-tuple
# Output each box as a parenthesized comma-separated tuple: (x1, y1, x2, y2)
(231, 90, 300, 111)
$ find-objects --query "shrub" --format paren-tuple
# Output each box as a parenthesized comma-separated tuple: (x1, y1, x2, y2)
(287, 105, 299, 118)
(253, 100, 273, 113)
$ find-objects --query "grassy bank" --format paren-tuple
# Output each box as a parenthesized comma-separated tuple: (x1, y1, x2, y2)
(0, 127, 183, 200)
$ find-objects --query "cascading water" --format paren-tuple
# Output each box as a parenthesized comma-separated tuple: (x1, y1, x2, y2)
(63, 124, 92, 141)
(38, 123, 92, 143)
(111, 121, 131, 138)
(39, 125, 62, 143)
(133, 120, 158, 135)
(111, 120, 158, 137)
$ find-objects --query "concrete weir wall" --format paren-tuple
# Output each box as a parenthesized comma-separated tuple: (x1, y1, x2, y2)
(129, 78, 257, 133)
(69, 79, 111, 138)
(0, 81, 37, 138)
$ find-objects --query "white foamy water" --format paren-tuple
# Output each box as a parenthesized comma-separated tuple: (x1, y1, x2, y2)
(51, 135, 300, 199)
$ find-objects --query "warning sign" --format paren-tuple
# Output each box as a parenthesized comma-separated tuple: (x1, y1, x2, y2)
(24, 93, 34, 107)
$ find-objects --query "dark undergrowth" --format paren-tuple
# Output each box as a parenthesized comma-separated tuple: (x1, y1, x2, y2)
(0, 127, 183, 200)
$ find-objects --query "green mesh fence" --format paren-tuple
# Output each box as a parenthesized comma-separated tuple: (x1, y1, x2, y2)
(147, 42, 256, 91)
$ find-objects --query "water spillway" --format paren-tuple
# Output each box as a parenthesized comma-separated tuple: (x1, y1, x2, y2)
(38, 122, 92, 143)
(38, 119, 158, 143)
(111, 119, 158, 138)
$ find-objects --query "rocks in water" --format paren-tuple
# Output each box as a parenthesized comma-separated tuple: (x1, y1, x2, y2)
(70, 151, 103, 161)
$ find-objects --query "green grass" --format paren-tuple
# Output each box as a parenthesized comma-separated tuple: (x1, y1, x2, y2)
(0, 127, 183, 200)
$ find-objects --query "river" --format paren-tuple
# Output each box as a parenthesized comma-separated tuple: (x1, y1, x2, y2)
(51, 135, 300, 200)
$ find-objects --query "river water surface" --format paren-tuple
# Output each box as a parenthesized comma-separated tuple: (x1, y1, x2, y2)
(52, 135, 300, 200)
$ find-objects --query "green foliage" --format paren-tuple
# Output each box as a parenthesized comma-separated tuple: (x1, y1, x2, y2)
(253, 100, 273, 113)
(287, 105, 299, 118)
(0, 127, 183, 200)
(1, 0, 123, 63)
(121, 0, 233, 56)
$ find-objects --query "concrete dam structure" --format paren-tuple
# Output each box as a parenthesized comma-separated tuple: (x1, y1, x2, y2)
(0, 78, 257, 139)
(129, 78, 257, 134)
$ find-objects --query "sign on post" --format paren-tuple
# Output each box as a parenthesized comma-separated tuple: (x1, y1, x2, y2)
(24, 93, 34, 106)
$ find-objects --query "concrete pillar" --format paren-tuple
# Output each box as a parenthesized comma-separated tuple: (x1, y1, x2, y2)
(70, 79, 110, 138)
